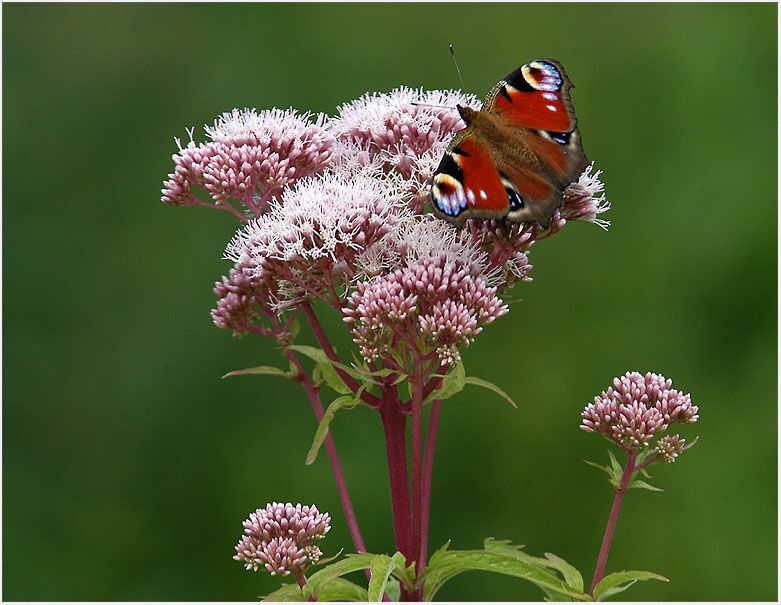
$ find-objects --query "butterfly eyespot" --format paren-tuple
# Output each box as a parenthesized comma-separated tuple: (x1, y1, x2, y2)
(433, 174, 459, 195)
(522, 61, 562, 92)
(432, 174, 468, 217)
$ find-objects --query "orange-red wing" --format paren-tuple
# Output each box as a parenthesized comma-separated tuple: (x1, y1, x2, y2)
(430, 133, 510, 224)
(488, 59, 577, 133)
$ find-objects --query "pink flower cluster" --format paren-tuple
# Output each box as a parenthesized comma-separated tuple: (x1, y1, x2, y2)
(234, 502, 331, 576)
(580, 372, 699, 449)
(211, 263, 263, 335)
(655, 434, 687, 463)
(329, 87, 479, 212)
(344, 219, 507, 364)
(162, 108, 334, 217)
(225, 172, 410, 308)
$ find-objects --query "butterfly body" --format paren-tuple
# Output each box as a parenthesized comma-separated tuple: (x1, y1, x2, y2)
(431, 59, 587, 227)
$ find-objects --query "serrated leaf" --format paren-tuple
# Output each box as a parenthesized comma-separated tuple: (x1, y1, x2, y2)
(424, 361, 465, 405)
(484, 539, 585, 596)
(305, 553, 376, 596)
(628, 479, 663, 492)
(222, 365, 291, 379)
(262, 583, 304, 602)
(306, 395, 364, 465)
(464, 375, 517, 408)
(368, 552, 406, 601)
(592, 570, 668, 601)
(543, 553, 584, 592)
(421, 548, 588, 601)
(315, 577, 369, 602)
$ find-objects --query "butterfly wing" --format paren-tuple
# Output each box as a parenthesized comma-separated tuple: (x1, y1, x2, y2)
(485, 59, 588, 224)
(430, 129, 519, 226)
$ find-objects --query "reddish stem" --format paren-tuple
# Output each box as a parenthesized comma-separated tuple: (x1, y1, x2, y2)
(301, 302, 381, 408)
(419, 399, 442, 568)
(379, 394, 417, 601)
(287, 351, 368, 557)
(409, 361, 424, 589)
(589, 448, 636, 595)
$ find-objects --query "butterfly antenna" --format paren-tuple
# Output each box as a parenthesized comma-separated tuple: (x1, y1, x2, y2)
(449, 44, 465, 90)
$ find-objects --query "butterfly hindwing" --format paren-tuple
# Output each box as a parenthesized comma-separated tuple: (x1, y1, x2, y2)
(431, 131, 512, 225)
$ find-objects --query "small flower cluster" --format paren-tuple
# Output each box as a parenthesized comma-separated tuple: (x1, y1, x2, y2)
(234, 502, 331, 577)
(343, 218, 507, 365)
(225, 172, 411, 309)
(162, 108, 334, 217)
(580, 372, 699, 453)
(211, 263, 264, 335)
(328, 87, 479, 211)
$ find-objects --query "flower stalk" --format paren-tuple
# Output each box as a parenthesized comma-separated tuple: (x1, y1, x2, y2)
(589, 448, 636, 595)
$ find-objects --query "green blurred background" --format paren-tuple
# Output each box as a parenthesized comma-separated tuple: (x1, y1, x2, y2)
(4, 3, 777, 601)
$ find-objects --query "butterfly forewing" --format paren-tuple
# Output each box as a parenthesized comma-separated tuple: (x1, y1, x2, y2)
(430, 58, 588, 227)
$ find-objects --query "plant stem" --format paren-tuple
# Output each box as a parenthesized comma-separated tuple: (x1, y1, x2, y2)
(379, 394, 416, 600)
(287, 350, 367, 556)
(410, 360, 424, 585)
(589, 448, 636, 595)
(419, 399, 442, 568)
(301, 302, 381, 408)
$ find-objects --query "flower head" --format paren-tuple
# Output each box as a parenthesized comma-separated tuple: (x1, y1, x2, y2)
(655, 434, 687, 464)
(580, 371, 699, 449)
(162, 108, 334, 217)
(225, 172, 411, 306)
(344, 217, 507, 365)
(329, 87, 479, 211)
(234, 502, 331, 576)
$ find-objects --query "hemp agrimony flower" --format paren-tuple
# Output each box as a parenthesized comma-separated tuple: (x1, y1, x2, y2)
(162, 108, 334, 218)
(234, 502, 331, 579)
(582, 372, 700, 596)
(580, 371, 699, 450)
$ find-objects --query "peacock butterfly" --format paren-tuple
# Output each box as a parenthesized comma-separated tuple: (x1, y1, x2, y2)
(430, 59, 588, 227)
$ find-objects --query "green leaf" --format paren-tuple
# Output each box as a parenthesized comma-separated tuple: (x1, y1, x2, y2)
(543, 553, 584, 593)
(583, 459, 612, 477)
(262, 583, 304, 602)
(368, 552, 407, 601)
(306, 395, 364, 465)
(628, 479, 663, 492)
(464, 375, 517, 408)
(421, 547, 588, 601)
(385, 578, 401, 602)
(306, 553, 376, 589)
(287, 344, 379, 390)
(483, 539, 585, 596)
(222, 365, 291, 379)
(592, 570, 668, 601)
(606, 449, 623, 478)
(288, 317, 301, 340)
(424, 360, 465, 404)
(315, 577, 369, 602)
